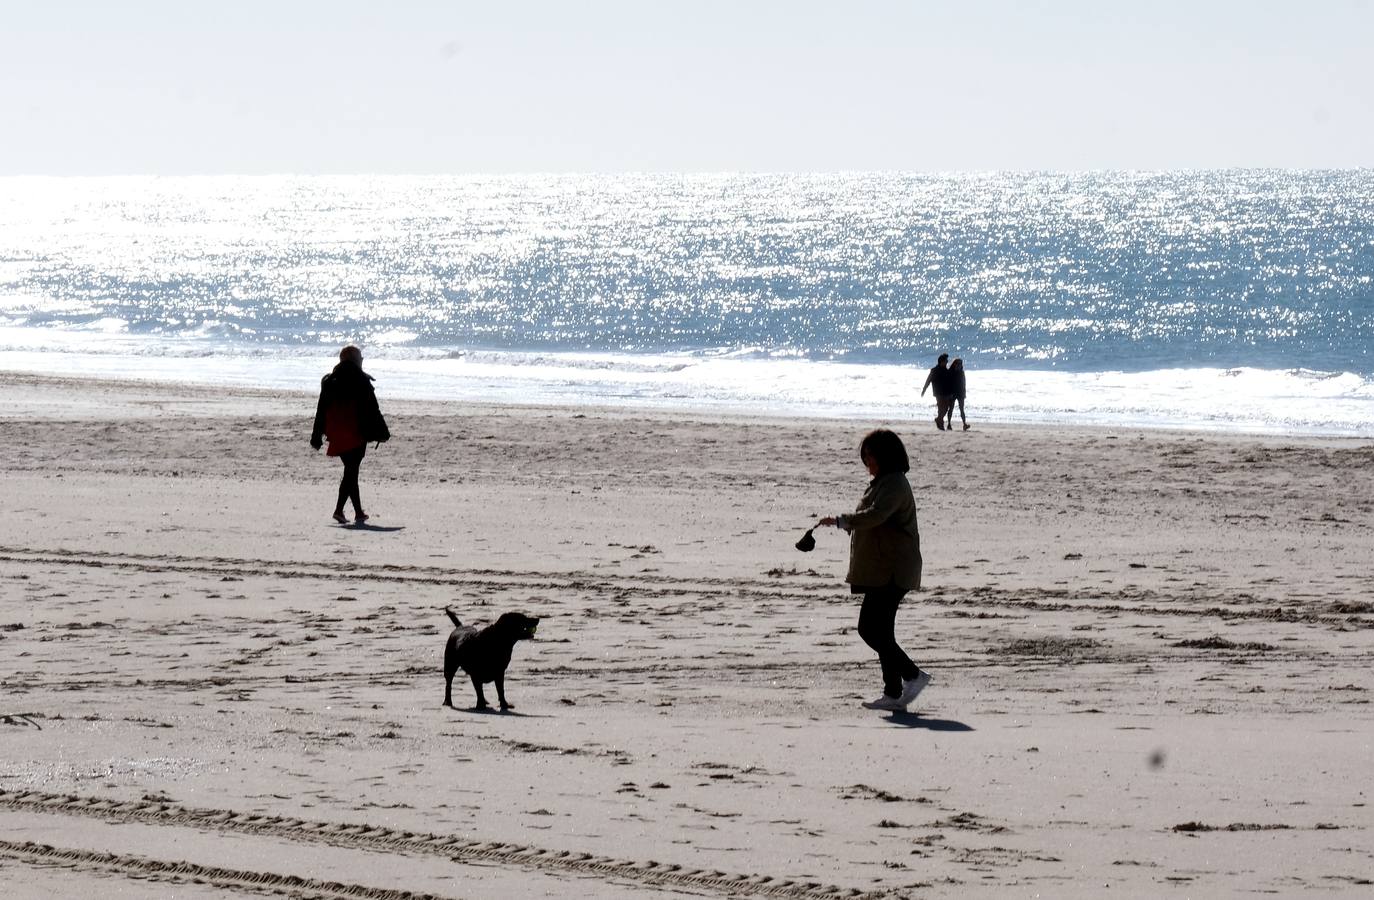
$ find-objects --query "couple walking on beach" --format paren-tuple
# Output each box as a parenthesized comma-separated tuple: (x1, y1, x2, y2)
(920, 353, 969, 431)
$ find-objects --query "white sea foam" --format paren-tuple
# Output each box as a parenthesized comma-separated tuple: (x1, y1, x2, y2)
(1, 342, 1369, 436)
(3, 173, 1371, 435)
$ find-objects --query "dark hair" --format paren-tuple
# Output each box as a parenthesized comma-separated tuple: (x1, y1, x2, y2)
(937, 353, 949, 363)
(859, 429, 909, 475)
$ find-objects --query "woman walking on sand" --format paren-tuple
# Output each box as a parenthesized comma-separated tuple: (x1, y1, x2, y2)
(818, 429, 931, 712)
(947, 358, 969, 431)
(310, 345, 390, 524)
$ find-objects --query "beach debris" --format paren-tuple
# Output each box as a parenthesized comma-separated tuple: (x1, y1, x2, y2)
(839, 784, 930, 803)
(1172, 821, 1293, 832)
(1172, 636, 1275, 651)
(991, 636, 1103, 660)
(933, 812, 1007, 834)
(0, 713, 42, 730)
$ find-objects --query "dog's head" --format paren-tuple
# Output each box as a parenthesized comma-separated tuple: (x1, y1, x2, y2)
(494, 612, 539, 642)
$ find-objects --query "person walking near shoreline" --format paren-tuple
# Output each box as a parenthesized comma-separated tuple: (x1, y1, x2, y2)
(920, 353, 952, 430)
(310, 345, 390, 524)
(818, 429, 932, 712)
(947, 358, 969, 431)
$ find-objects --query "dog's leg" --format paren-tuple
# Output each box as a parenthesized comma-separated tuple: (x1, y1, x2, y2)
(470, 675, 490, 710)
(443, 634, 458, 708)
(495, 674, 513, 711)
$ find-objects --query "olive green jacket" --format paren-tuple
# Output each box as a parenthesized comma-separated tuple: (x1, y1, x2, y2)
(839, 472, 922, 591)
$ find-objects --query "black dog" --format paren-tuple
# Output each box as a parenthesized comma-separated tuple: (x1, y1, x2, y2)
(442, 608, 540, 710)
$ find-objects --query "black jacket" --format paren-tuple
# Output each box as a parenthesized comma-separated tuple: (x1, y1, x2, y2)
(310, 360, 390, 448)
(922, 364, 952, 398)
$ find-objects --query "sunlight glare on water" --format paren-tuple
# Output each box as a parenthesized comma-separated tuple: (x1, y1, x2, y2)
(1, 171, 1371, 433)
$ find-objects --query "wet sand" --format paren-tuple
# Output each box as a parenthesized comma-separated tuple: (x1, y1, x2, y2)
(1, 371, 1371, 898)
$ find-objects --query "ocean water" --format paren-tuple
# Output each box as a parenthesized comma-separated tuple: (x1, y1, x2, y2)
(1, 172, 1372, 433)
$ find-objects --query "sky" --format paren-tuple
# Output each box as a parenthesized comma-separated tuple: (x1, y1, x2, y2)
(1, 0, 1371, 174)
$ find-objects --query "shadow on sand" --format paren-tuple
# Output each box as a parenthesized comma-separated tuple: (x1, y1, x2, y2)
(450, 707, 553, 719)
(334, 522, 406, 533)
(882, 711, 974, 731)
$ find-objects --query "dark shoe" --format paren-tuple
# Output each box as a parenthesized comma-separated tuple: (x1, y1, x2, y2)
(332, 511, 348, 524)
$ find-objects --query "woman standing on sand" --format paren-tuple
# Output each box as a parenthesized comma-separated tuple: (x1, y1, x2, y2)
(818, 429, 931, 712)
(310, 345, 390, 524)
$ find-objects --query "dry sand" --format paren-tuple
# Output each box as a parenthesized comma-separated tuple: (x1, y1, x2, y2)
(1, 370, 1371, 898)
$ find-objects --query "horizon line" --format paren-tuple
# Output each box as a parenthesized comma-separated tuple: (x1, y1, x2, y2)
(3, 166, 1372, 179)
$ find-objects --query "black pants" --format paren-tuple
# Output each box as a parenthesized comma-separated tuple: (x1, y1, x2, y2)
(336, 445, 366, 514)
(934, 395, 952, 425)
(857, 585, 920, 698)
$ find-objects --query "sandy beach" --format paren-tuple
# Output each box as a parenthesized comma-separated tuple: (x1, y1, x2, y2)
(1, 369, 1371, 898)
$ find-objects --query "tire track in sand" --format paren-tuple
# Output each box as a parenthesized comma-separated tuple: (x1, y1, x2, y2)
(0, 790, 887, 900)
(0, 838, 456, 900)
(3, 544, 1368, 628)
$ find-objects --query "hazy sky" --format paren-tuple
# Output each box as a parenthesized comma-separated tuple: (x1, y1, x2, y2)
(2, 0, 1370, 174)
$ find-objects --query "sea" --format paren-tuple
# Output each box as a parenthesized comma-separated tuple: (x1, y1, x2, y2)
(2, 171, 1372, 435)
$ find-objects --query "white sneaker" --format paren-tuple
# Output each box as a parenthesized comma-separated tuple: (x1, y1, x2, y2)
(862, 695, 906, 711)
(898, 672, 932, 706)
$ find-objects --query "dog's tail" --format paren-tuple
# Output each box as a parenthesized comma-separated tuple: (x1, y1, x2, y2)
(444, 607, 462, 628)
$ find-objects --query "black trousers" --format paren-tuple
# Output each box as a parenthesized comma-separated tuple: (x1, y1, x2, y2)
(857, 585, 920, 697)
(336, 445, 366, 514)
